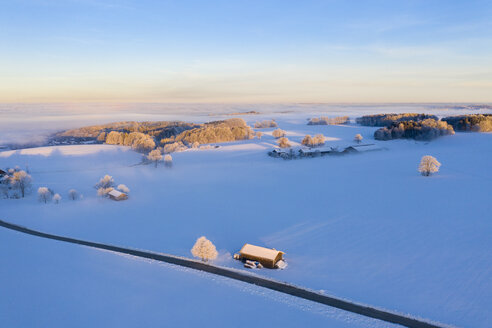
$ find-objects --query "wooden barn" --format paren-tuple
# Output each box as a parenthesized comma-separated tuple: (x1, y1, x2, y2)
(108, 189, 128, 201)
(0, 169, 6, 177)
(239, 244, 285, 269)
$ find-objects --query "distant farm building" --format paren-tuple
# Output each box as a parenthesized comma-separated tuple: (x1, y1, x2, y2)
(108, 189, 128, 201)
(238, 244, 285, 269)
(0, 169, 6, 177)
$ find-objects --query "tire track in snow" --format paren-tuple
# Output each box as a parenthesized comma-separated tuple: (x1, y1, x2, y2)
(0, 219, 449, 328)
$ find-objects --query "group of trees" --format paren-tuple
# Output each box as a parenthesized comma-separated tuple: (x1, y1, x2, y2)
(254, 120, 278, 128)
(164, 118, 254, 146)
(105, 131, 156, 152)
(441, 114, 492, 132)
(356, 113, 438, 127)
(374, 119, 455, 141)
(95, 175, 130, 198)
(1, 168, 32, 199)
(37, 187, 80, 204)
(147, 149, 173, 167)
(301, 134, 325, 147)
(307, 116, 349, 125)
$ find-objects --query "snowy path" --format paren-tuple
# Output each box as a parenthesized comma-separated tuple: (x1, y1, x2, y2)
(0, 219, 448, 328)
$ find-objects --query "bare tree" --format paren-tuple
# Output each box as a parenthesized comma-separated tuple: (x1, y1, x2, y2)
(38, 187, 51, 203)
(96, 175, 114, 189)
(191, 236, 218, 262)
(354, 134, 363, 143)
(117, 184, 130, 193)
(277, 137, 291, 148)
(419, 155, 441, 176)
(164, 154, 173, 167)
(272, 129, 286, 139)
(147, 149, 163, 167)
(53, 193, 61, 204)
(68, 189, 79, 200)
(11, 170, 32, 198)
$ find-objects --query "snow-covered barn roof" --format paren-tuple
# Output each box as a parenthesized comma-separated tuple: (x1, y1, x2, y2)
(108, 189, 124, 198)
(239, 244, 284, 262)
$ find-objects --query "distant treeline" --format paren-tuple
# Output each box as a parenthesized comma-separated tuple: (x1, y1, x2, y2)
(441, 114, 492, 132)
(356, 113, 438, 127)
(55, 121, 199, 141)
(374, 119, 455, 141)
(307, 116, 349, 125)
(53, 118, 254, 153)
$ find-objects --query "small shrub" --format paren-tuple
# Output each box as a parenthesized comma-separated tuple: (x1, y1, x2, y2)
(277, 137, 291, 148)
(272, 129, 286, 139)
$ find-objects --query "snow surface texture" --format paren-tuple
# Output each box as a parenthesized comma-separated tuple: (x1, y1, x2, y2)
(1, 106, 492, 327)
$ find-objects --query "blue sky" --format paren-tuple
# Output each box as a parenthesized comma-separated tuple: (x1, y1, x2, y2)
(1, 0, 491, 102)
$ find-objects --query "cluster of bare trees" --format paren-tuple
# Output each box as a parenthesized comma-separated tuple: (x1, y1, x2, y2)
(301, 134, 325, 147)
(307, 116, 349, 125)
(254, 120, 278, 128)
(95, 175, 130, 198)
(1, 168, 32, 199)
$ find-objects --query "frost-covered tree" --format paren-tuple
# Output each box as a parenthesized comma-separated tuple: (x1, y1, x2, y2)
(301, 135, 314, 146)
(147, 149, 162, 167)
(419, 155, 441, 176)
(96, 175, 114, 189)
(117, 184, 130, 193)
(191, 236, 218, 262)
(97, 187, 113, 197)
(277, 137, 291, 148)
(164, 154, 173, 167)
(11, 170, 32, 198)
(256, 131, 263, 139)
(354, 134, 363, 143)
(272, 129, 286, 139)
(53, 193, 61, 204)
(68, 189, 79, 200)
(38, 187, 51, 203)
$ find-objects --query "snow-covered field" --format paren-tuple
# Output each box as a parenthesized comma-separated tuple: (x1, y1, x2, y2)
(1, 107, 491, 327)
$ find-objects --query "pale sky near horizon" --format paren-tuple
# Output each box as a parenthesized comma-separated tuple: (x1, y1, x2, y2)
(1, 0, 492, 103)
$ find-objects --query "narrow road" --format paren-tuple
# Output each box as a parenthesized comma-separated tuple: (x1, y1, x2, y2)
(0, 219, 446, 328)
